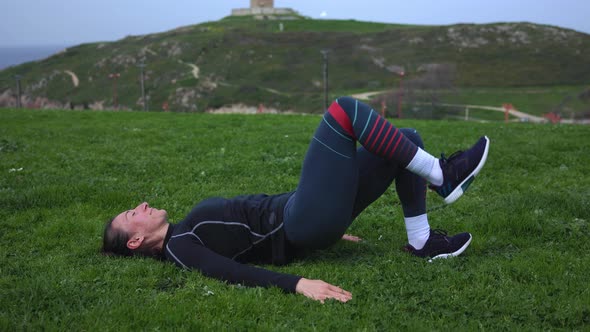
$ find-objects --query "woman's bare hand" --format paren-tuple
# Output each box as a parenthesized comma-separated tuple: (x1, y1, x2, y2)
(295, 278, 352, 304)
(341, 234, 362, 242)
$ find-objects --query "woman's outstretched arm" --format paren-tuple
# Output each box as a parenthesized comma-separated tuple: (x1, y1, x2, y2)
(166, 236, 300, 291)
(166, 235, 352, 303)
(295, 278, 352, 303)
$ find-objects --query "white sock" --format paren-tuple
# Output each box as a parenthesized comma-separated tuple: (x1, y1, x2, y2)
(406, 148, 443, 186)
(404, 214, 431, 250)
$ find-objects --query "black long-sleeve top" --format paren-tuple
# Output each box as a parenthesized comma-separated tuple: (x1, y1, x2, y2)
(163, 192, 302, 293)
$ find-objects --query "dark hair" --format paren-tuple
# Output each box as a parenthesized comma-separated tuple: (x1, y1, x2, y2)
(102, 217, 133, 257)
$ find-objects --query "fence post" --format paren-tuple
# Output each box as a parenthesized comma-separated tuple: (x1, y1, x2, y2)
(320, 50, 329, 110)
(503, 103, 513, 123)
(138, 62, 147, 111)
(15, 75, 22, 108)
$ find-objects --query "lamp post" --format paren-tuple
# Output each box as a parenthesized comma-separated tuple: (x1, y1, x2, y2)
(138, 61, 147, 111)
(14, 75, 22, 108)
(108, 73, 120, 109)
(320, 49, 329, 110)
(397, 71, 405, 118)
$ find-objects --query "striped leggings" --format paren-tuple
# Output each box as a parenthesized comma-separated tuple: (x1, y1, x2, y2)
(284, 96, 426, 249)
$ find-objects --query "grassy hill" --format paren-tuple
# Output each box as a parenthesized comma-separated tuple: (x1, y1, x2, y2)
(1, 108, 589, 330)
(1, 16, 589, 113)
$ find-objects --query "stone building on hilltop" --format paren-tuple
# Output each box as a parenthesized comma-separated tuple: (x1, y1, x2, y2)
(251, 0, 273, 8)
(232, 0, 298, 18)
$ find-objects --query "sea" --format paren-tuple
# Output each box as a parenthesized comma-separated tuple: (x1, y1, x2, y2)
(0, 45, 69, 70)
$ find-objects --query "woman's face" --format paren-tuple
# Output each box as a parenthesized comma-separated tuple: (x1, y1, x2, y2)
(112, 202, 168, 236)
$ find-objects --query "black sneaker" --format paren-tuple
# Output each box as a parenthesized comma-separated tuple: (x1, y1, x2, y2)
(430, 136, 490, 204)
(404, 229, 472, 261)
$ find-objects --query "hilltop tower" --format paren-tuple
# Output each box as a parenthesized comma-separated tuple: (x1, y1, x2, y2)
(232, 0, 298, 18)
(250, 0, 273, 8)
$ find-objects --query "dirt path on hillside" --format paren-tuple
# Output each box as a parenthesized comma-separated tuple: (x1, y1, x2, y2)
(207, 104, 299, 114)
(436, 103, 546, 123)
(350, 90, 389, 100)
(187, 63, 200, 79)
(64, 70, 79, 87)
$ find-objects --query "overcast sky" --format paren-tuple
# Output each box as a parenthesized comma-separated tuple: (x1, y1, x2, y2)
(1, 0, 589, 46)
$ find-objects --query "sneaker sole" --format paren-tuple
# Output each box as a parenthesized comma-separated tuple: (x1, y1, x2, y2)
(443, 136, 490, 204)
(429, 233, 473, 261)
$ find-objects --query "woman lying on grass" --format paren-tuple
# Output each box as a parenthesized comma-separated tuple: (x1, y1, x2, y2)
(103, 96, 490, 303)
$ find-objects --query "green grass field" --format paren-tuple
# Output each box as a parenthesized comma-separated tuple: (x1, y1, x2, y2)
(1, 108, 589, 330)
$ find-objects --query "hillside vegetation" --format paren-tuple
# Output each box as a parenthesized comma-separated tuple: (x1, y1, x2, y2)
(1, 16, 589, 113)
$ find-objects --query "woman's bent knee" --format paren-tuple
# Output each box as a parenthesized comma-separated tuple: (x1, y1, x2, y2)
(400, 128, 424, 149)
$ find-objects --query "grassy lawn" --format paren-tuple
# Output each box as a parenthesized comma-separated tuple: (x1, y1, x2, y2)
(1, 108, 589, 330)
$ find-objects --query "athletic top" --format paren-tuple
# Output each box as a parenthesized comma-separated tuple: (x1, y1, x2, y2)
(163, 191, 302, 293)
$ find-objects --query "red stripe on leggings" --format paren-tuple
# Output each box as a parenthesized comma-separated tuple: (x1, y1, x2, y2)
(376, 124, 393, 153)
(383, 128, 398, 155)
(328, 102, 355, 138)
(369, 120, 387, 150)
(365, 116, 381, 147)
(398, 140, 409, 156)
(388, 132, 403, 158)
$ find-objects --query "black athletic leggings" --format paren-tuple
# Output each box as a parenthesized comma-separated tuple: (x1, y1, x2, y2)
(284, 97, 426, 249)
